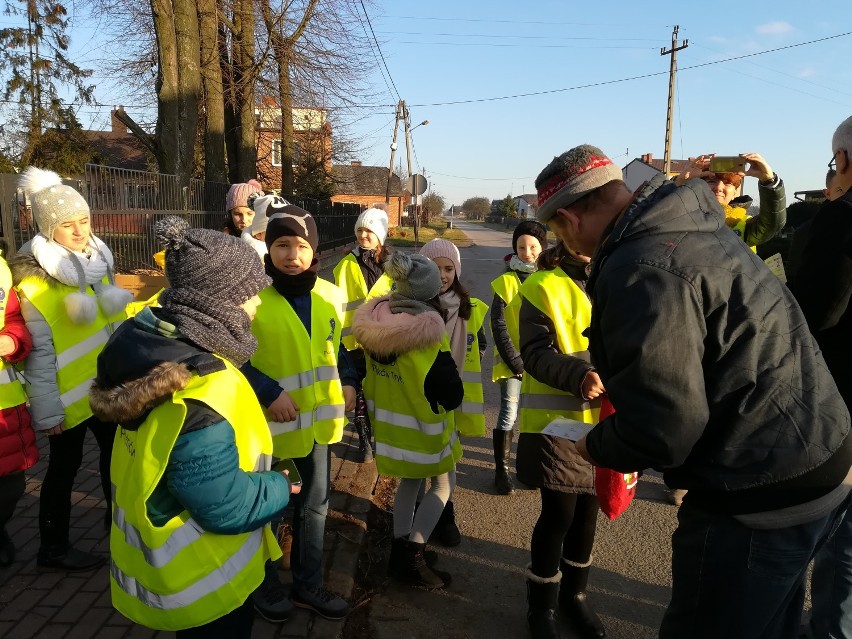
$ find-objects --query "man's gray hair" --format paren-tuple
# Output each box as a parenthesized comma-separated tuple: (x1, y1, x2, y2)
(832, 115, 852, 153)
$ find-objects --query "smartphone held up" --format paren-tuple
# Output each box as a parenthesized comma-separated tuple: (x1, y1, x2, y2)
(709, 156, 747, 174)
(272, 458, 303, 486)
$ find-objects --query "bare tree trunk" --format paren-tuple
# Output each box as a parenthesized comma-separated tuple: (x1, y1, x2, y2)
(278, 47, 294, 195)
(150, 0, 201, 191)
(220, 15, 239, 183)
(199, 0, 226, 184)
(233, 0, 256, 181)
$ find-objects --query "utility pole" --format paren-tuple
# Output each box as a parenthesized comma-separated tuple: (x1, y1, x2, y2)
(385, 100, 403, 214)
(402, 101, 418, 247)
(661, 25, 688, 178)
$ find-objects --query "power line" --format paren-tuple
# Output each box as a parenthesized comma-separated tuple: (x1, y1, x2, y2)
(379, 15, 672, 28)
(358, 0, 401, 102)
(394, 41, 657, 50)
(396, 30, 852, 108)
(378, 30, 661, 42)
(353, 3, 396, 102)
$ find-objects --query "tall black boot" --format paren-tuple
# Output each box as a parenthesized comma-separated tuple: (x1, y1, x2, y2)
(559, 558, 606, 638)
(352, 415, 373, 462)
(433, 500, 461, 547)
(526, 565, 563, 639)
(493, 430, 515, 495)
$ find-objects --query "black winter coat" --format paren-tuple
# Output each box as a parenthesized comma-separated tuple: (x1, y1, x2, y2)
(515, 251, 596, 494)
(585, 175, 851, 515)
(788, 187, 852, 407)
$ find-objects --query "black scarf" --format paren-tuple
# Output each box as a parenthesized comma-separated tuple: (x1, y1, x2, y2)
(158, 288, 257, 366)
(264, 253, 319, 298)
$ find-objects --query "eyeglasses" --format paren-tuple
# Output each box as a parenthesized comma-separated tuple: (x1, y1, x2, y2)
(829, 151, 839, 171)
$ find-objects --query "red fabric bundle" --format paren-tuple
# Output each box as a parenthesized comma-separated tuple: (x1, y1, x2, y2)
(594, 397, 638, 520)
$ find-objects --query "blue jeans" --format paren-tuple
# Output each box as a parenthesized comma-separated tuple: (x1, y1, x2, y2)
(810, 503, 852, 638)
(495, 376, 521, 432)
(291, 443, 330, 593)
(660, 499, 850, 639)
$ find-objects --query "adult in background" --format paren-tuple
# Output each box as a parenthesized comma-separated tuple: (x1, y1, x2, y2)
(674, 152, 786, 249)
(788, 115, 852, 639)
(90, 217, 295, 637)
(533, 144, 850, 639)
(224, 179, 264, 236)
(11, 167, 133, 571)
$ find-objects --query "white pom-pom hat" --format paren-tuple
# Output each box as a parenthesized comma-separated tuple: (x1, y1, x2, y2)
(19, 166, 90, 241)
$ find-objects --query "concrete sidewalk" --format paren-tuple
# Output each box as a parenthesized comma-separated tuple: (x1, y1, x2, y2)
(0, 424, 377, 639)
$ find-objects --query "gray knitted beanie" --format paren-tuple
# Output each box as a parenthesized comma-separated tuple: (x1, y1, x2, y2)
(535, 145, 623, 222)
(155, 216, 269, 305)
(19, 166, 90, 240)
(384, 252, 441, 302)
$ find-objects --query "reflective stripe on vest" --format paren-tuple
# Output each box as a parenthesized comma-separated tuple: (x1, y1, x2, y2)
(365, 329, 462, 479)
(251, 280, 346, 458)
(491, 272, 521, 382)
(17, 275, 125, 428)
(455, 298, 487, 437)
(519, 269, 600, 433)
(110, 529, 263, 611)
(334, 254, 393, 350)
(109, 358, 279, 631)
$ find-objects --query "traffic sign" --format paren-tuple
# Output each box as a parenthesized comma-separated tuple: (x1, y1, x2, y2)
(406, 174, 428, 196)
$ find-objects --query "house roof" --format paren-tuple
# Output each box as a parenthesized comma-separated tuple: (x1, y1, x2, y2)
(331, 164, 402, 196)
(84, 131, 152, 171)
(514, 193, 537, 206)
(628, 157, 691, 174)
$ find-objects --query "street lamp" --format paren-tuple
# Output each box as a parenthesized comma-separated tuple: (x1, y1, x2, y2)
(410, 119, 429, 133)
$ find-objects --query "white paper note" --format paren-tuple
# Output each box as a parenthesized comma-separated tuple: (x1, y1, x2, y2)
(541, 418, 595, 442)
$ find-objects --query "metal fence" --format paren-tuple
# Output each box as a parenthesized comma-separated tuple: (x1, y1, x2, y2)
(0, 165, 362, 273)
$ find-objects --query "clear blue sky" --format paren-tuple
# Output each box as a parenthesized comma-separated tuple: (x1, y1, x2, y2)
(349, 1, 852, 208)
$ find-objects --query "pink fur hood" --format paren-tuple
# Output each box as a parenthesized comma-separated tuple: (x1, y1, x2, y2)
(352, 296, 447, 357)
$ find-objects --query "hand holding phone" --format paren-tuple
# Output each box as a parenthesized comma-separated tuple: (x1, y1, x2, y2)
(272, 459, 302, 493)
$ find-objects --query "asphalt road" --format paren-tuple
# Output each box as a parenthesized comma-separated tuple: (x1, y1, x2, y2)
(368, 220, 678, 639)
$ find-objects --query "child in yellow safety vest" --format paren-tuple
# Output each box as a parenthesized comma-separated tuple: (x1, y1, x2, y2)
(333, 206, 393, 461)
(90, 217, 296, 636)
(419, 238, 488, 548)
(352, 252, 464, 590)
(10, 166, 133, 572)
(489, 220, 548, 496)
(240, 201, 357, 622)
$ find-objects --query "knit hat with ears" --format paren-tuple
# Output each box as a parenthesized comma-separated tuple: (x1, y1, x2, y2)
(354, 207, 389, 245)
(248, 194, 289, 236)
(19, 166, 90, 241)
(225, 179, 263, 212)
(535, 144, 623, 222)
(419, 238, 461, 277)
(512, 220, 549, 254)
(384, 252, 442, 302)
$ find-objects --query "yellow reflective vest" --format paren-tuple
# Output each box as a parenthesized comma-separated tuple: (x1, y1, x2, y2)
(250, 280, 347, 459)
(16, 275, 126, 428)
(490, 271, 522, 382)
(333, 253, 393, 350)
(519, 267, 600, 433)
(0, 260, 26, 410)
(455, 297, 488, 437)
(109, 358, 281, 631)
(365, 334, 462, 478)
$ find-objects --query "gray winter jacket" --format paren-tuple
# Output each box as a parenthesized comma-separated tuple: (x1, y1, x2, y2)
(585, 175, 851, 515)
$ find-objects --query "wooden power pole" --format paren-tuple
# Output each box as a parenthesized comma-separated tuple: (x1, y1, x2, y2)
(661, 25, 688, 177)
(385, 100, 403, 204)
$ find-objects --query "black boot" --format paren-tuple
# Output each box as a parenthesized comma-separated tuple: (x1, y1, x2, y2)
(526, 565, 563, 639)
(390, 535, 438, 569)
(433, 500, 461, 547)
(493, 430, 515, 495)
(352, 415, 373, 462)
(0, 527, 14, 567)
(37, 544, 105, 572)
(559, 559, 606, 638)
(391, 539, 450, 590)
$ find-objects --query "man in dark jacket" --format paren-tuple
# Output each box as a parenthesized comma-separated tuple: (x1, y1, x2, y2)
(788, 115, 852, 639)
(534, 145, 851, 639)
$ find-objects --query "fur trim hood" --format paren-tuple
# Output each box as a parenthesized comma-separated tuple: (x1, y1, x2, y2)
(352, 296, 446, 358)
(90, 361, 193, 426)
(9, 251, 52, 286)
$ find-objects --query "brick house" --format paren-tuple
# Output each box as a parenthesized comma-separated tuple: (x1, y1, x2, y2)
(622, 152, 691, 191)
(330, 162, 409, 227)
(255, 98, 332, 191)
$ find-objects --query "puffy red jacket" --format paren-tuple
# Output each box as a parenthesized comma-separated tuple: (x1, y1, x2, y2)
(0, 288, 38, 476)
